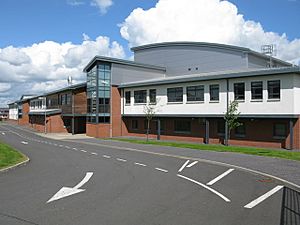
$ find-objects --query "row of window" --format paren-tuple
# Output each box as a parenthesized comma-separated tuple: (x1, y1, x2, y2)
(125, 80, 280, 104)
(131, 119, 286, 138)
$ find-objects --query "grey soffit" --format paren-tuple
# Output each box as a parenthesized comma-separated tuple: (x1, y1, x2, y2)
(122, 114, 299, 119)
(119, 67, 300, 88)
(83, 56, 166, 72)
(61, 114, 87, 117)
(28, 109, 62, 116)
(131, 41, 291, 66)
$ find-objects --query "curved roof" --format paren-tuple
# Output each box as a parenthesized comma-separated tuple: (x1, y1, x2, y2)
(131, 41, 250, 52)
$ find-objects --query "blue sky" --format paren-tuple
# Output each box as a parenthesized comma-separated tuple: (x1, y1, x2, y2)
(0, 0, 299, 106)
(1, 0, 299, 49)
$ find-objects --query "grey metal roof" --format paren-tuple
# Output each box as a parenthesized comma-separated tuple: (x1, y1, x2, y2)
(83, 56, 166, 72)
(119, 66, 300, 88)
(44, 82, 86, 96)
(131, 41, 291, 66)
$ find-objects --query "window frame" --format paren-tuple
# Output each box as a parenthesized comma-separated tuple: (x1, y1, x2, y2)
(268, 80, 280, 100)
(234, 82, 245, 101)
(167, 87, 183, 103)
(149, 89, 157, 104)
(174, 120, 191, 134)
(187, 85, 204, 102)
(134, 90, 147, 104)
(209, 84, 219, 102)
(273, 123, 286, 139)
(125, 91, 131, 105)
(251, 81, 263, 100)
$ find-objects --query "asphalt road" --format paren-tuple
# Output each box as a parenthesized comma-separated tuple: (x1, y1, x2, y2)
(0, 123, 291, 225)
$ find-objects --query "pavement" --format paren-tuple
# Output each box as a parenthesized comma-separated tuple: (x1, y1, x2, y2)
(0, 123, 299, 225)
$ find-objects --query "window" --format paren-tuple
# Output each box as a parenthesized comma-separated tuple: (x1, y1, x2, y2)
(187, 85, 204, 102)
(210, 84, 219, 101)
(132, 120, 138, 130)
(149, 89, 156, 104)
(66, 94, 72, 105)
(134, 90, 147, 103)
(217, 120, 225, 135)
(273, 123, 286, 138)
(234, 83, 245, 101)
(251, 81, 263, 100)
(125, 91, 131, 104)
(235, 122, 246, 137)
(268, 80, 280, 99)
(155, 120, 165, 132)
(174, 120, 191, 133)
(167, 87, 183, 102)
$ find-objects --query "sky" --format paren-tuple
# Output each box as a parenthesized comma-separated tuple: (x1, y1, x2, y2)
(0, 0, 300, 107)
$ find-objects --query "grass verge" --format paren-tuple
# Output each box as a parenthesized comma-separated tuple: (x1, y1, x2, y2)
(111, 138, 300, 162)
(0, 142, 27, 170)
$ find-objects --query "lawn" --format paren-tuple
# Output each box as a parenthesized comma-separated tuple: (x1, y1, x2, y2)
(111, 138, 300, 162)
(0, 142, 27, 170)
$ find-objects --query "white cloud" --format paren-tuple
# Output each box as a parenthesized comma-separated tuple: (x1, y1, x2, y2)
(0, 35, 125, 107)
(91, 0, 113, 14)
(120, 0, 300, 63)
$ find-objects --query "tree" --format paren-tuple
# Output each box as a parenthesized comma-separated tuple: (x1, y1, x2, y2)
(143, 104, 156, 141)
(143, 99, 162, 141)
(224, 100, 241, 145)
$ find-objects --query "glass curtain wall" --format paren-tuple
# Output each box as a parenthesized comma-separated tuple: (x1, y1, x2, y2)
(87, 63, 111, 123)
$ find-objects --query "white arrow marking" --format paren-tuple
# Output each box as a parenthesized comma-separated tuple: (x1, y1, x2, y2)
(21, 141, 28, 145)
(244, 185, 284, 209)
(178, 160, 190, 172)
(47, 172, 93, 203)
(178, 160, 198, 172)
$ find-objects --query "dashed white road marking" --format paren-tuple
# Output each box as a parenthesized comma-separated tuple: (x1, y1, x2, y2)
(178, 160, 190, 172)
(59, 145, 63, 147)
(177, 174, 231, 202)
(72, 147, 77, 150)
(21, 141, 28, 145)
(116, 158, 127, 162)
(134, 162, 147, 167)
(155, 168, 168, 173)
(65, 146, 70, 149)
(1, 132, 5, 135)
(81, 150, 87, 153)
(53, 144, 57, 146)
(244, 185, 284, 209)
(207, 168, 235, 186)
(103, 155, 111, 159)
(91, 152, 98, 155)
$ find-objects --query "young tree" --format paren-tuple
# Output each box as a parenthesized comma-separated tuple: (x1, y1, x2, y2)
(143, 99, 162, 141)
(143, 104, 156, 141)
(224, 100, 241, 145)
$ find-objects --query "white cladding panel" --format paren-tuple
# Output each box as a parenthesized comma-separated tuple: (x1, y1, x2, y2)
(9, 108, 18, 120)
(111, 63, 165, 85)
(122, 74, 297, 116)
(134, 46, 248, 76)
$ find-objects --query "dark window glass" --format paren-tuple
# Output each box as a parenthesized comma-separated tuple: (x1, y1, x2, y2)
(167, 87, 183, 102)
(134, 90, 147, 103)
(98, 116, 110, 123)
(187, 85, 204, 102)
(144, 119, 149, 130)
(235, 122, 246, 137)
(125, 91, 131, 104)
(273, 123, 286, 138)
(234, 83, 245, 100)
(210, 84, 219, 101)
(66, 94, 72, 105)
(149, 89, 156, 103)
(268, 80, 280, 99)
(251, 81, 263, 100)
(217, 120, 225, 135)
(155, 120, 165, 132)
(132, 120, 138, 130)
(174, 120, 191, 133)
(99, 98, 110, 113)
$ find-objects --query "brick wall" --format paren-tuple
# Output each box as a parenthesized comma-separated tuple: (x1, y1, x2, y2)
(122, 117, 298, 149)
(86, 123, 110, 138)
(19, 101, 30, 125)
